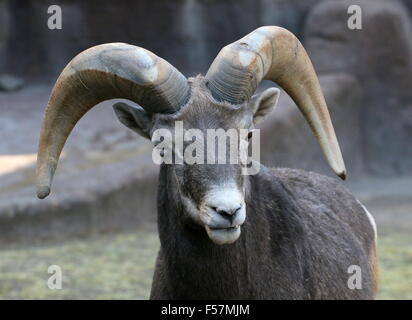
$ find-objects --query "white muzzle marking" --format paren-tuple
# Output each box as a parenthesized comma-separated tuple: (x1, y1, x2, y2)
(201, 184, 246, 245)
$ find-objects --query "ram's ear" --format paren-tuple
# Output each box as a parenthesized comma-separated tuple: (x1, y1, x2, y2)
(250, 87, 280, 125)
(113, 102, 153, 139)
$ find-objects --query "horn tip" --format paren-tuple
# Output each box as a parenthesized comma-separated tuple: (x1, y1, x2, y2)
(37, 186, 51, 199)
(337, 170, 347, 181)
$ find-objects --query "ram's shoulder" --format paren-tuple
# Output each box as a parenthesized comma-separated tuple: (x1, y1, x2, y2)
(270, 168, 363, 216)
(271, 168, 347, 196)
(272, 167, 375, 234)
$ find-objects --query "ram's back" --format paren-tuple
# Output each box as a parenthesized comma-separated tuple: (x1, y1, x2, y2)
(270, 167, 378, 298)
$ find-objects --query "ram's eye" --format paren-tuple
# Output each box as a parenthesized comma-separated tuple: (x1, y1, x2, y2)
(247, 130, 254, 140)
(159, 149, 165, 157)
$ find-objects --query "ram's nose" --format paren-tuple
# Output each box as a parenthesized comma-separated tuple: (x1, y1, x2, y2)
(205, 203, 246, 229)
(203, 184, 246, 228)
(208, 205, 242, 224)
(203, 201, 245, 245)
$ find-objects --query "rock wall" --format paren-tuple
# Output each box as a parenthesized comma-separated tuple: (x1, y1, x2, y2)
(1, 0, 412, 243)
(0, 0, 321, 79)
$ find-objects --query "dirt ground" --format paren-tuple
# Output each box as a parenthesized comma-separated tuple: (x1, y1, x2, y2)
(0, 183, 410, 300)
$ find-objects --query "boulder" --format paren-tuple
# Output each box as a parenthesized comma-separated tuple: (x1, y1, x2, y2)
(259, 73, 364, 179)
(304, 0, 412, 177)
(0, 86, 158, 245)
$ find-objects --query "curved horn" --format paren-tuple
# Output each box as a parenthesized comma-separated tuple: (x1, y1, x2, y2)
(205, 26, 346, 179)
(37, 43, 190, 199)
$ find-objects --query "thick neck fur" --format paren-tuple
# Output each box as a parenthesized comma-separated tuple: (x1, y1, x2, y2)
(151, 164, 307, 299)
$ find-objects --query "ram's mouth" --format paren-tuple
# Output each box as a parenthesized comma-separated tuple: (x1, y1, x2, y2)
(205, 225, 241, 245)
(208, 225, 238, 231)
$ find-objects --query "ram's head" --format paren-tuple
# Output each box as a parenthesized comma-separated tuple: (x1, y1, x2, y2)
(37, 26, 345, 245)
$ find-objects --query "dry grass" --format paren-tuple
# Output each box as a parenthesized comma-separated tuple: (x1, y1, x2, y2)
(0, 230, 159, 299)
(0, 229, 410, 299)
(376, 235, 412, 300)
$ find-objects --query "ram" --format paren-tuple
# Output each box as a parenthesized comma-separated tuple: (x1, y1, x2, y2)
(36, 26, 378, 299)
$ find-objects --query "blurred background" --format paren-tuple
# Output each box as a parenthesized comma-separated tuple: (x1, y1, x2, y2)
(0, 0, 411, 299)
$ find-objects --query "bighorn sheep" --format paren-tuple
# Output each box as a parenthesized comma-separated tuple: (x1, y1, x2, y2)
(36, 26, 378, 299)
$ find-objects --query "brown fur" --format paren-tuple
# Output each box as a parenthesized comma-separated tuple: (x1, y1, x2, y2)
(370, 243, 380, 296)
